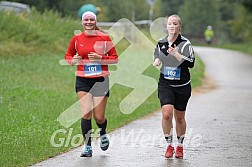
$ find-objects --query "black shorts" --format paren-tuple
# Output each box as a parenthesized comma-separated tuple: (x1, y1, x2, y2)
(158, 76, 191, 111)
(75, 76, 109, 97)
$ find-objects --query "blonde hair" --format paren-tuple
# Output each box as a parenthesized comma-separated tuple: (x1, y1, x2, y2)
(168, 14, 182, 27)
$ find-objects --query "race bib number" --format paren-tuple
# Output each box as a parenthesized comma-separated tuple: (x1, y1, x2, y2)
(164, 66, 181, 80)
(84, 63, 102, 76)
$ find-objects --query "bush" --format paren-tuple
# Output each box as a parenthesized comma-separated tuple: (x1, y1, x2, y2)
(0, 8, 82, 57)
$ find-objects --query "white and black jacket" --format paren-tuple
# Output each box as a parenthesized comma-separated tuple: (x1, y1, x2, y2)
(154, 34, 195, 87)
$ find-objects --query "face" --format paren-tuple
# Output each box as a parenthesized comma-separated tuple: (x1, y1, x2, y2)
(82, 16, 96, 30)
(167, 16, 181, 35)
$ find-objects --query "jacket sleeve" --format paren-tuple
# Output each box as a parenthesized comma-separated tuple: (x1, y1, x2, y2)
(180, 41, 195, 68)
(64, 36, 77, 66)
(153, 43, 160, 61)
(101, 37, 118, 64)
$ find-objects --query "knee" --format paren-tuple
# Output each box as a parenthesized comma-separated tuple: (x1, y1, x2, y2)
(162, 108, 173, 121)
(82, 111, 92, 119)
(163, 113, 173, 120)
(162, 105, 173, 120)
(94, 117, 105, 124)
(175, 117, 185, 124)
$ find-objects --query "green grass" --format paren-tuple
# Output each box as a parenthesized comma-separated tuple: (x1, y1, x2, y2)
(216, 43, 252, 55)
(190, 54, 205, 88)
(198, 43, 252, 55)
(192, 39, 252, 56)
(0, 10, 205, 167)
(0, 53, 76, 166)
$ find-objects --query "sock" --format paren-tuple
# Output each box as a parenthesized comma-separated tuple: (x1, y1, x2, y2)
(177, 136, 185, 146)
(96, 119, 107, 136)
(81, 118, 92, 146)
(165, 135, 173, 146)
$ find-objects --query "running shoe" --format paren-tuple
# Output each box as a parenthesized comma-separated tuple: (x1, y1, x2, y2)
(80, 145, 92, 157)
(100, 134, 109, 151)
(175, 146, 183, 158)
(165, 145, 174, 158)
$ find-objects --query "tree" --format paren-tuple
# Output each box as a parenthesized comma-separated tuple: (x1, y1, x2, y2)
(10, 0, 150, 21)
(179, 0, 220, 38)
(96, 0, 149, 22)
(153, 0, 184, 18)
(241, 0, 252, 12)
(230, 5, 252, 43)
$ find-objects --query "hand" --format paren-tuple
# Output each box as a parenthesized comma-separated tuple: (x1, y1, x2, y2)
(153, 58, 161, 66)
(88, 52, 102, 61)
(72, 54, 82, 65)
(167, 44, 182, 61)
(167, 44, 178, 56)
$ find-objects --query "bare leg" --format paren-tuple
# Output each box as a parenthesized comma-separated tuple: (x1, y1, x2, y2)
(77, 91, 93, 119)
(162, 104, 174, 139)
(174, 109, 186, 144)
(93, 96, 107, 124)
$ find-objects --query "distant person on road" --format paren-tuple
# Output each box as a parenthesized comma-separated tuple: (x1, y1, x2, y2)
(153, 14, 195, 159)
(204, 25, 214, 44)
(64, 11, 118, 157)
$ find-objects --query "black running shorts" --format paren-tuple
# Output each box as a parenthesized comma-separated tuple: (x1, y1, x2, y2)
(75, 76, 109, 97)
(158, 76, 191, 111)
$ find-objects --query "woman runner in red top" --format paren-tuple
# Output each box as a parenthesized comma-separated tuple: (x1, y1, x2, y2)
(65, 11, 118, 157)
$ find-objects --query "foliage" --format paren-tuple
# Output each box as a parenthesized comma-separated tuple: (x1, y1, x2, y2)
(6, 0, 150, 21)
(153, 0, 184, 18)
(229, 5, 252, 43)
(240, 0, 252, 12)
(4, 0, 252, 46)
(178, 0, 220, 38)
(0, 8, 82, 57)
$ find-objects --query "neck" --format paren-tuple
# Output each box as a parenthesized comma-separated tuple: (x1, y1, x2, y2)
(84, 29, 96, 35)
(168, 33, 179, 43)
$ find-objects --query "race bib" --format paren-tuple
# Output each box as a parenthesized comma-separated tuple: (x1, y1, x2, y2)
(84, 63, 102, 76)
(164, 66, 181, 80)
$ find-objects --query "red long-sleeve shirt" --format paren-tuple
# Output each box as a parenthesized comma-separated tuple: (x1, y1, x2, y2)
(65, 31, 118, 78)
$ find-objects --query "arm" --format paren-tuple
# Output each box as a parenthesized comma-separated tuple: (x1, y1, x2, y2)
(168, 42, 195, 68)
(180, 42, 195, 68)
(153, 44, 161, 66)
(64, 36, 78, 66)
(88, 40, 118, 64)
(102, 39, 118, 64)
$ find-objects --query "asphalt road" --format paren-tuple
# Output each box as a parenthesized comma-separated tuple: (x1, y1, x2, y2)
(32, 47, 252, 167)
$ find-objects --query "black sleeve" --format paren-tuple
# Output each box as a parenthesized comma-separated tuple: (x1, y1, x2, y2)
(180, 42, 195, 68)
(153, 44, 160, 61)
